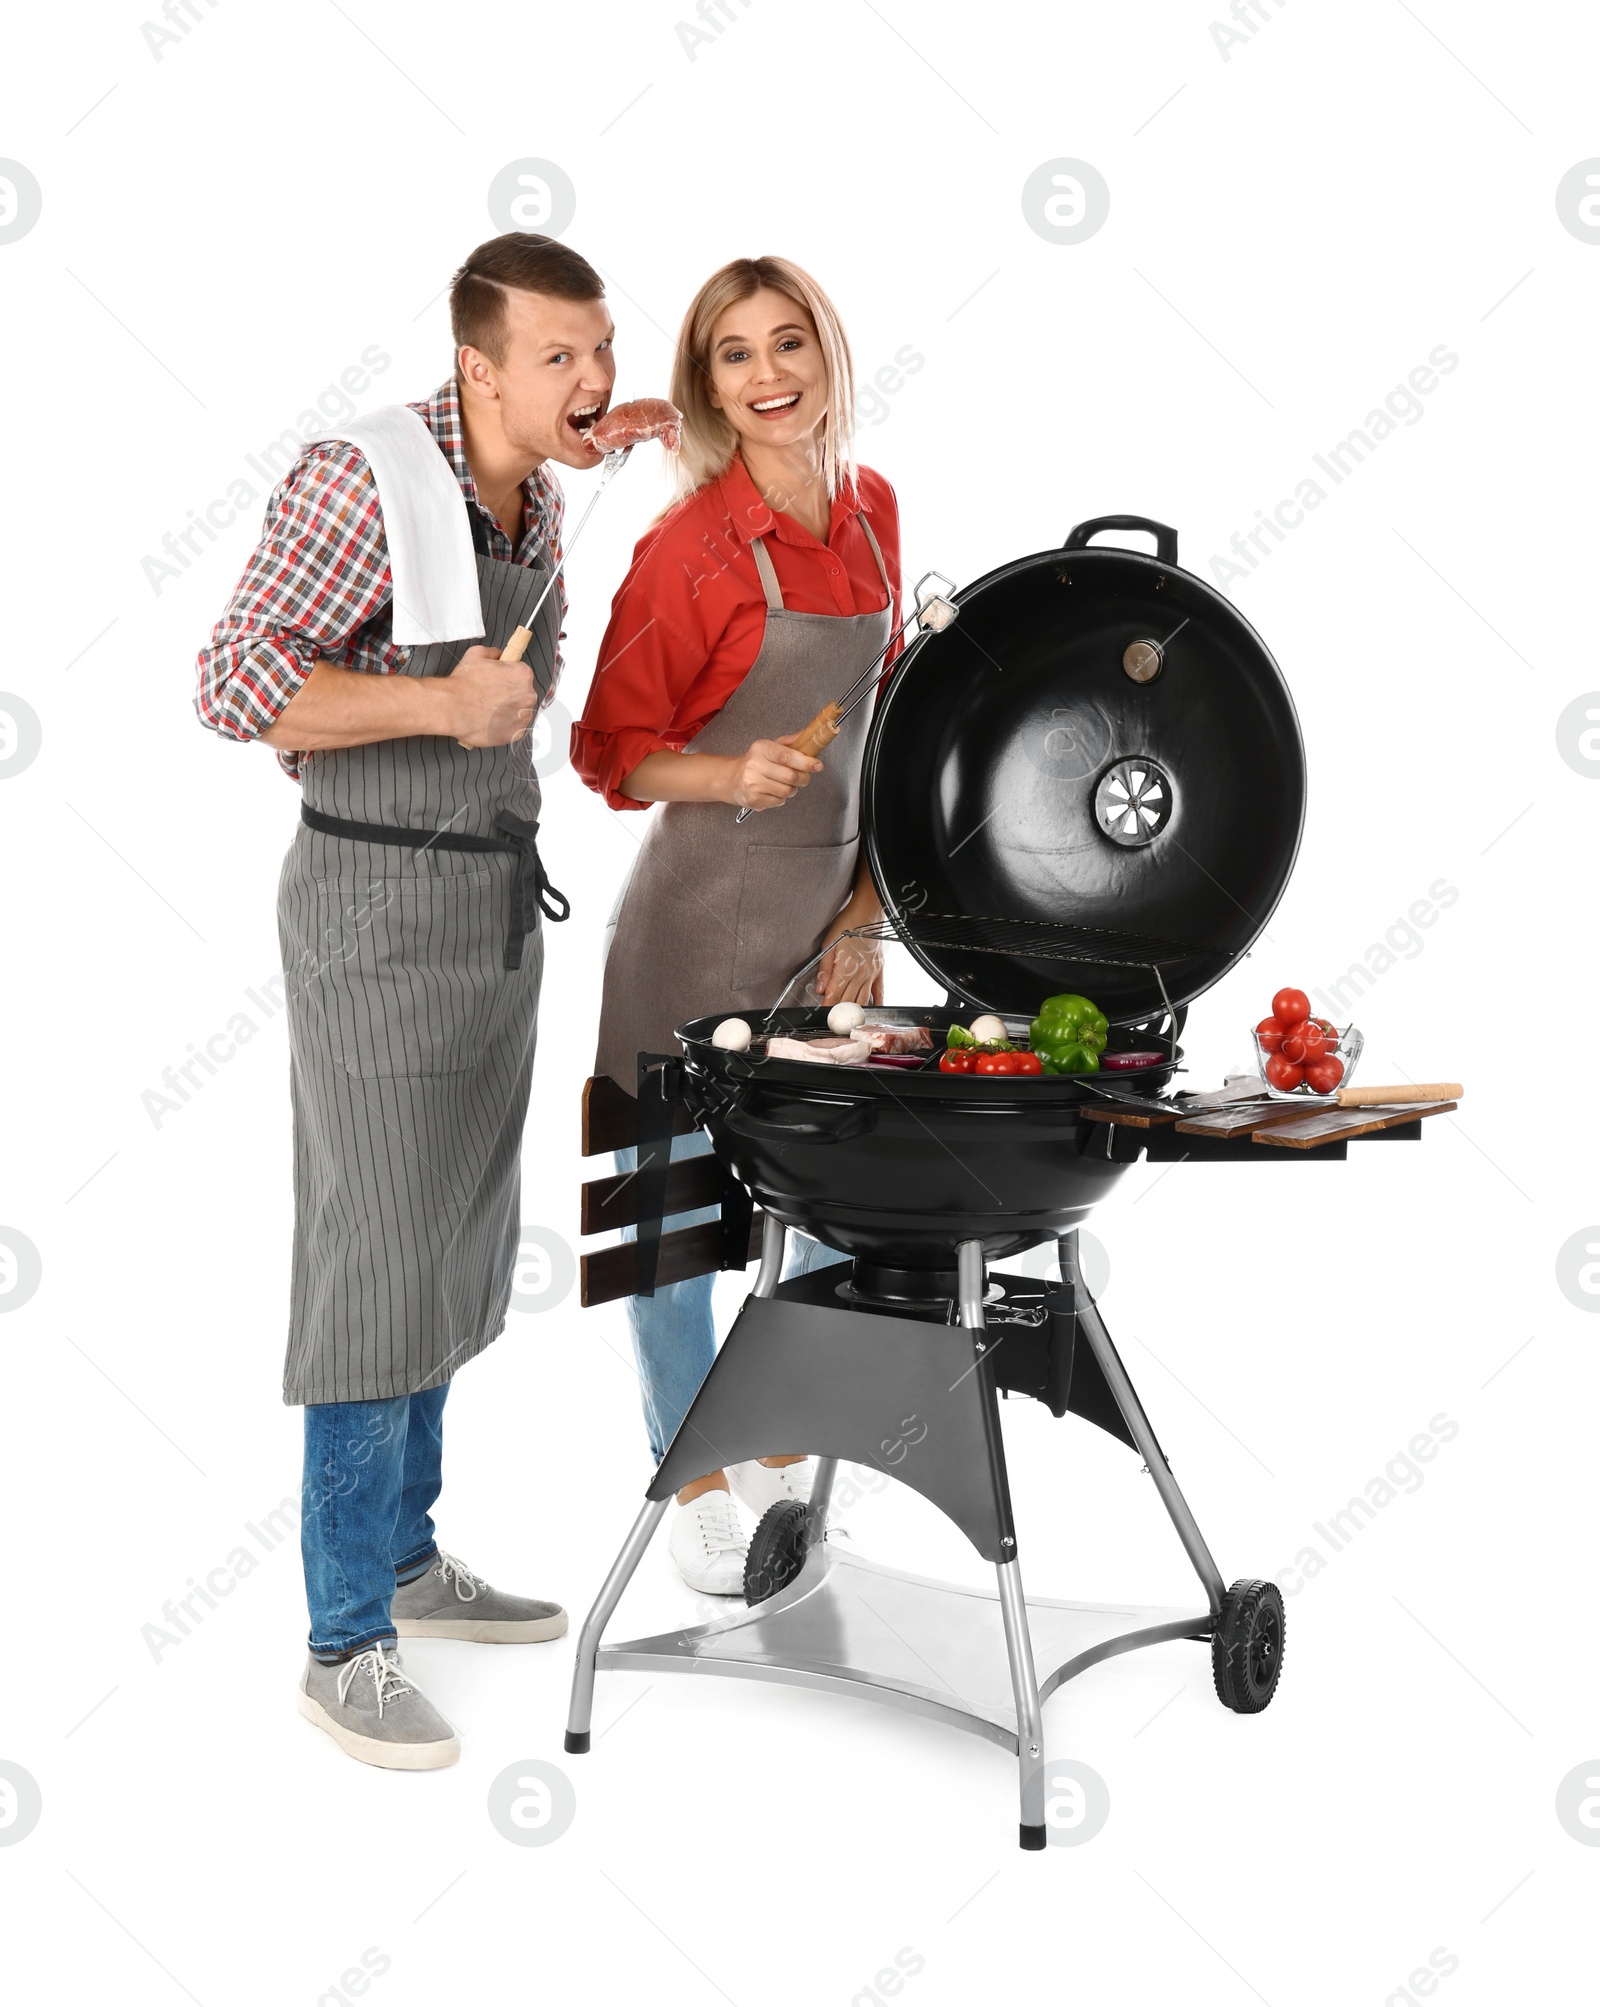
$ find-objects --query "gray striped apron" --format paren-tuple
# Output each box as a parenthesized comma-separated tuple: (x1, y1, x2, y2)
(595, 516, 893, 1090)
(277, 547, 561, 1405)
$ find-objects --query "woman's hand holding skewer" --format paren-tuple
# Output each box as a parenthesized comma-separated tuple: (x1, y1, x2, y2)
(619, 736, 822, 810)
(722, 734, 823, 811)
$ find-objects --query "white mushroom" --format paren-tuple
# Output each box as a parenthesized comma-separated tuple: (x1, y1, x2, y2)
(827, 1001, 867, 1033)
(711, 1017, 752, 1052)
(969, 1014, 1008, 1044)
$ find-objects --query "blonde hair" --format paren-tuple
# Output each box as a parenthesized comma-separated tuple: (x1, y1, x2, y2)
(668, 256, 858, 505)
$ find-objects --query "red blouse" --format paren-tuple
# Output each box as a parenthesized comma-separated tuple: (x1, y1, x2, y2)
(572, 456, 902, 809)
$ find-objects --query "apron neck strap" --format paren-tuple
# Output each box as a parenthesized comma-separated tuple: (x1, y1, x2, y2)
(749, 511, 889, 612)
(748, 533, 784, 611)
(856, 511, 891, 598)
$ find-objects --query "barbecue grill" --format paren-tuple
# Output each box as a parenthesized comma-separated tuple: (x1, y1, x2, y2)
(564, 516, 1448, 1847)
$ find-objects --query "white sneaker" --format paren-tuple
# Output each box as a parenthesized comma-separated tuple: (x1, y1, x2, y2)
(668, 1490, 749, 1596)
(727, 1458, 813, 1519)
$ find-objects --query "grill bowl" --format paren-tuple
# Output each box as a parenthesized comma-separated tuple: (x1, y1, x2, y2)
(678, 1008, 1178, 1268)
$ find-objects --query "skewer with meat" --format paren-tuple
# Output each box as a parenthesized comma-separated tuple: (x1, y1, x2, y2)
(585, 397, 682, 455)
(500, 399, 683, 665)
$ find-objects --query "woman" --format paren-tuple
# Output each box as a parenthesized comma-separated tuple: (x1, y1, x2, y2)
(573, 256, 901, 1593)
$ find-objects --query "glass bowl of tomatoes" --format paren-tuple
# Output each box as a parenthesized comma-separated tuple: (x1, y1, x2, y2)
(1252, 1019, 1363, 1103)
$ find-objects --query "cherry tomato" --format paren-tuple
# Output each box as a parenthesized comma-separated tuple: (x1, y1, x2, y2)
(1272, 987, 1311, 1028)
(974, 1051, 1015, 1074)
(939, 1049, 977, 1074)
(1312, 1017, 1338, 1042)
(1256, 1016, 1285, 1055)
(1304, 1055, 1345, 1095)
(1281, 1022, 1326, 1064)
(1009, 1051, 1044, 1076)
(1265, 1053, 1304, 1092)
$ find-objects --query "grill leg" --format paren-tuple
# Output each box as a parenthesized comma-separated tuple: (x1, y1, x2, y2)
(997, 1558, 1047, 1848)
(752, 1211, 787, 1298)
(806, 1455, 839, 1541)
(564, 1497, 670, 1753)
(958, 1239, 1045, 1849)
(1059, 1232, 1227, 1618)
(772, 1220, 836, 1540)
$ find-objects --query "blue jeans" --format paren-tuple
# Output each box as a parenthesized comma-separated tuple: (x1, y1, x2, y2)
(617, 1130, 847, 1464)
(300, 1385, 449, 1660)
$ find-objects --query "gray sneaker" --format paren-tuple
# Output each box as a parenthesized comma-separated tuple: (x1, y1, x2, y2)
(298, 1644, 459, 1770)
(392, 1550, 568, 1644)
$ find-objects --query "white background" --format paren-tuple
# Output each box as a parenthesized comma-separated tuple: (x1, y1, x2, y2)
(2, 1, 1597, 2001)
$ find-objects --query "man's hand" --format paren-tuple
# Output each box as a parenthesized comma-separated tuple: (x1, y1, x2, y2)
(449, 645, 538, 749)
(261, 650, 536, 756)
(721, 733, 824, 812)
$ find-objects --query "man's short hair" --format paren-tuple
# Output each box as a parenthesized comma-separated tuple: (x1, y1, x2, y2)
(449, 233, 605, 369)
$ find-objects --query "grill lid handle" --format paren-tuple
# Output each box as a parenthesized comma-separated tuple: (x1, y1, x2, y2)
(1063, 515, 1178, 567)
(723, 1094, 878, 1146)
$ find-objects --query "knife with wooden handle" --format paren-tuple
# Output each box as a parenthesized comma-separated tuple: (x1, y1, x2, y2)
(1336, 1083, 1463, 1106)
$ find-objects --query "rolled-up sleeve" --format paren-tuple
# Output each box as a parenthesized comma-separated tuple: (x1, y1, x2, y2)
(194, 445, 397, 770)
(569, 600, 702, 810)
(571, 517, 741, 811)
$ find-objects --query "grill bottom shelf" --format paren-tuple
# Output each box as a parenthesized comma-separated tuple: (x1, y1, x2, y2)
(600, 1541, 1207, 1749)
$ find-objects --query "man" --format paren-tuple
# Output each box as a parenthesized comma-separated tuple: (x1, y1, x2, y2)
(196, 233, 617, 1769)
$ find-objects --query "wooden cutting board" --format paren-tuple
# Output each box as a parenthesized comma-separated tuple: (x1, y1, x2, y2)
(1251, 1100, 1457, 1149)
(1173, 1101, 1295, 1139)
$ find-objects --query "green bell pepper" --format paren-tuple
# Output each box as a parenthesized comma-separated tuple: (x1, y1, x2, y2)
(1029, 993, 1109, 1075)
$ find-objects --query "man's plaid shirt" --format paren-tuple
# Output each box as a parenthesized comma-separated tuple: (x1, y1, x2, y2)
(195, 378, 565, 780)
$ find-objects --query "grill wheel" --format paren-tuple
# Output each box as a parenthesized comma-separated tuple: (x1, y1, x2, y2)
(1211, 1578, 1286, 1714)
(743, 1500, 813, 1606)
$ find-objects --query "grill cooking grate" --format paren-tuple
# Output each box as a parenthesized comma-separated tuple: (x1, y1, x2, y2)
(767, 911, 1230, 1032)
(893, 909, 1221, 970)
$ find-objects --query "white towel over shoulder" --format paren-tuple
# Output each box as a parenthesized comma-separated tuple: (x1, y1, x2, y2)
(311, 405, 482, 648)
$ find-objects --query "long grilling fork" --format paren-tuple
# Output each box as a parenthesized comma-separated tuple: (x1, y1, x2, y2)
(734, 571, 960, 823)
(500, 445, 634, 665)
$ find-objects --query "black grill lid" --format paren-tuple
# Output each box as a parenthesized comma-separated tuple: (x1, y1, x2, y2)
(861, 516, 1305, 1025)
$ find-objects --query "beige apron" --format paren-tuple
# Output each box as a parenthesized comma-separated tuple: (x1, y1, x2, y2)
(595, 515, 893, 1091)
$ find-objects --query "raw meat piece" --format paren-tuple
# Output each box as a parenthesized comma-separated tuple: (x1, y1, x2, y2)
(588, 398, 681, 453)
(766, 1035, 870, 1066)
(864, 1025, 934, 1055)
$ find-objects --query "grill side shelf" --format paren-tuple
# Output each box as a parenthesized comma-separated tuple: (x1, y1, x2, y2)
(1080, 1103, 1185, 1130)
(581, 1213, 764, 1309)
(1250, 1100, 1457, 1149)
(582, 1072, 696, 1156)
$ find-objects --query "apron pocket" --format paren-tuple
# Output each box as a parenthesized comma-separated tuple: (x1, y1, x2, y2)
(730, 841, 857, 995)
(290, 869, 511, 1079)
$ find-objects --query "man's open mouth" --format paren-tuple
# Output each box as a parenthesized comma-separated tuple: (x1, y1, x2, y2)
(750, 393, 801, 416)
(568, 401, 605, 436)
